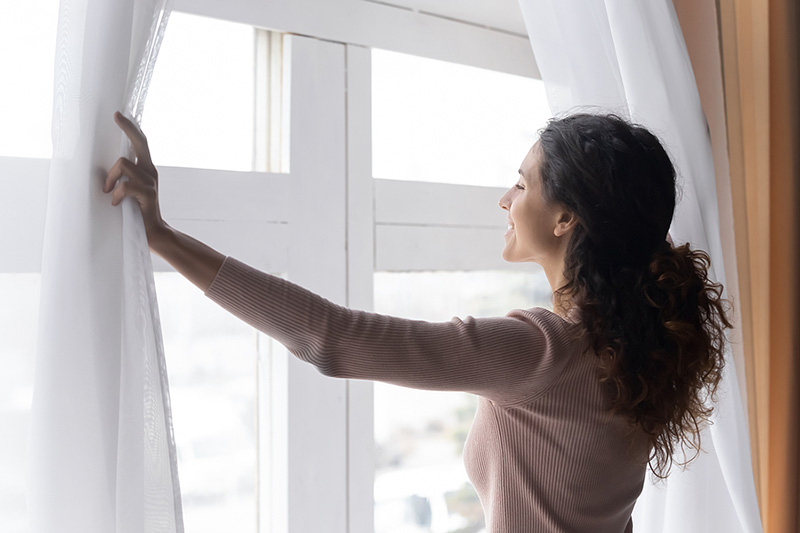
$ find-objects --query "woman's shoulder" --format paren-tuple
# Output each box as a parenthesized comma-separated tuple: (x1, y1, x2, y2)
(506, 306, 588, 348)
(506, 305, 582, 329)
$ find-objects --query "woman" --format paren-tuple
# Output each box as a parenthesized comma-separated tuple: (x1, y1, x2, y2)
(104, 111, 732, 532)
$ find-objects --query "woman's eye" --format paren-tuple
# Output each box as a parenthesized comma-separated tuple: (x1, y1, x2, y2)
(515, 183, 525, 190)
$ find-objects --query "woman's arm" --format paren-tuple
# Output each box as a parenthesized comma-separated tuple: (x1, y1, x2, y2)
(205, 255, 578, 403)
(105, 112, 576, 403)
(148, 226, 225, 293)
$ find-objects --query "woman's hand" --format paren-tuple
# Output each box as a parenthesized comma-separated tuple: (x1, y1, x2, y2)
(103, 111, 169, 245)
(103, 111, 225, 290)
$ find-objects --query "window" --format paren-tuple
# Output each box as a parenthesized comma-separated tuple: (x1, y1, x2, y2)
(371, 48, 550, 187)
(371, 41, 553, 530)
(142, 17, 289, 531)
(143, 13, 259, 172)
(0, 0, 58, 158)
(373, 270, 553, 532)
(0, 6, 288, 530)
(142, 14, 288, 173)
(0, 275, 40, 532)
(154, 273, 258, 532)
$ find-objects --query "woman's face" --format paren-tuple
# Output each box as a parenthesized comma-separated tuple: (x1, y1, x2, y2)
(498, 142, 572, 265)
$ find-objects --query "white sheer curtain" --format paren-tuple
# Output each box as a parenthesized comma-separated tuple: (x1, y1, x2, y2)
(28, 0, 181, 531)
(517, 1, 762, 532)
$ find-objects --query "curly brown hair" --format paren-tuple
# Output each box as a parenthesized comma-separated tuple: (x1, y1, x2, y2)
(537, 113, 734, 478)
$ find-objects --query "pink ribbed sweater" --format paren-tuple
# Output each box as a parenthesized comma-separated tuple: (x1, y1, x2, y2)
(205, 257, 651, 532)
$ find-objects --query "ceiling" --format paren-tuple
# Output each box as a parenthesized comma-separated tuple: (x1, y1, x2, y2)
(364, 0, 529, 36)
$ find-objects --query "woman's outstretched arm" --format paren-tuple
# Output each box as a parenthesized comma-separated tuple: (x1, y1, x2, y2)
(104, 111, 577, 403)
(204, 255, 577, 403)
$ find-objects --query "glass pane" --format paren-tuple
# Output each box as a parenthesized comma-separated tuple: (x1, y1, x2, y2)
(0, 274, 40, 533)
(0, 0, 59, 158)
(373, 269, 553, 533)
(0, 274, 258, 533)
(143, 12, 256, 171)
(372, 49, 551, 187)
(155, 273, 257, 532)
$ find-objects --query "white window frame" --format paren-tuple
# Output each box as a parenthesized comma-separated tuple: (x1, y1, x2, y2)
(2, 2, 543, 531)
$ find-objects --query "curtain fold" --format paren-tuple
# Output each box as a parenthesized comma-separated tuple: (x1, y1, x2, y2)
(517, 1, 762, 531)
(28, 0, 181, 531)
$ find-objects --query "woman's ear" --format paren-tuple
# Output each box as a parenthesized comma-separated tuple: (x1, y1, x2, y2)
(554, 210, 578, 237)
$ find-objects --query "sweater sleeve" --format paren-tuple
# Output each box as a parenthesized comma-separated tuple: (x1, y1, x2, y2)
(204, 256, 578, 404)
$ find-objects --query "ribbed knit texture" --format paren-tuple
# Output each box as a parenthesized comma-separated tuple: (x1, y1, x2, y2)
(205, 257, 651, 532)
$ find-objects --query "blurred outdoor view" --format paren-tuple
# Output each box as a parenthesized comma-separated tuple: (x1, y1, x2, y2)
(373, 270, 553, 533)
(0, 273, 259, 533)
(154, 273, 258, 533)
(0, 275, 40, 532)
(371, 44, 553, 533)
(371, 47, 550, 188)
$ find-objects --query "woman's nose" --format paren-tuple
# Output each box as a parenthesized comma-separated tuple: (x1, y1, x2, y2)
(498, 191, 511, 211)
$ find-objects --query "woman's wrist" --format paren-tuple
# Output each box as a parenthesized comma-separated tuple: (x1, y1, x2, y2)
(147, 222, 175, 256)
(145, 222, 226, 292)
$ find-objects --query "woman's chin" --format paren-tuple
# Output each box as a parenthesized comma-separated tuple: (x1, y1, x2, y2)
(502, 247, 539, 264)
(501, 247, 519, 263)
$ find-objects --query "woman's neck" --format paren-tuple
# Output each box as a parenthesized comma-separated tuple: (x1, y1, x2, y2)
(542, 257, 572, 318)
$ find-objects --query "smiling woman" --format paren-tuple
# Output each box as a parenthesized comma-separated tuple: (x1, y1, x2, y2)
(104, 103, 734, 531)
(6, 0, 761, 530)
(498, 143, 577, 291)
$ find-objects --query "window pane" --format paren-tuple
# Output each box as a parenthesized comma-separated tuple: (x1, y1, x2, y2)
(373, 269, 552, 533)
(155, 273, 257, 532)
(372, 49, 551, 187)
(143, 12, 256, 171)
(0, 274, 259, 533)
(0, 274, 40, 533)
(0, 0, 59, 158)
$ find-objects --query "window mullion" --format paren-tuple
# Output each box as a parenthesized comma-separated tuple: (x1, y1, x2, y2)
(282, 33, 349, 533)
(344, 43, 375, 533)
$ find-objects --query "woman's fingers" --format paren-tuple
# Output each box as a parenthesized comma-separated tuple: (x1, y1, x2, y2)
(110, 178, 153, 207)
(110, 180, 131, 206)
(103, 157, 126, 193)
(103, 157, 152, 193)
(105, 113, 167, 242)
(113, 111, 157, 176)
(104, 156, 158, 214)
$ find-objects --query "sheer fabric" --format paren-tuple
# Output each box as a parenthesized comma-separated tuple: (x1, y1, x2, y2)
(28, 0, 182, 531)
(517, 1, 762, 532)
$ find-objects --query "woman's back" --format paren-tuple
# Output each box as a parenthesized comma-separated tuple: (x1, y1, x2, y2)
(464, 308, 649, 533)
